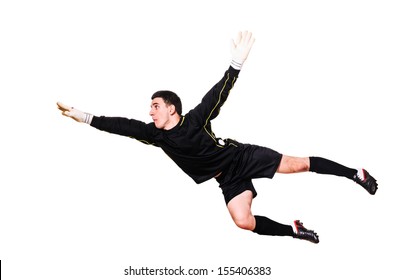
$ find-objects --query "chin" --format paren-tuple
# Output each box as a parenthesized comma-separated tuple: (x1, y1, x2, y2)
(154, 122, 163, 129)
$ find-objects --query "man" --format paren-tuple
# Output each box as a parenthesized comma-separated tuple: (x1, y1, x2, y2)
(57, 31, 378, 244)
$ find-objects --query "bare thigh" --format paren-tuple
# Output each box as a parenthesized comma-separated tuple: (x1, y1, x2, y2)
(276, 155, 310, 174)
(227, 190, 255, 230)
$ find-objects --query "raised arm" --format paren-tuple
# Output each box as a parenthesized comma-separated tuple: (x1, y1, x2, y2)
(190, 31, 255, 124)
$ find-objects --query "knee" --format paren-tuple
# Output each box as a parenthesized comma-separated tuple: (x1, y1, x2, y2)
(289, 157, 309, 172)
(297, 158, 310, 172)
(279, 156, 310, 173)
(232, 214, 255, 231)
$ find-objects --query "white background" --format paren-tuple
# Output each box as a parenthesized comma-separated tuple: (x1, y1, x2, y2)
(1, 0, 392, 279)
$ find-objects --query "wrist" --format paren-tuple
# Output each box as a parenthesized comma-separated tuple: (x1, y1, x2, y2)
(230, 59, 243, 70)
(83, 113, 93, 124)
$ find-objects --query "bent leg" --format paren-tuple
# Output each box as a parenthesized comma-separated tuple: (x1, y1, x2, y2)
(227, 190, 294, 236)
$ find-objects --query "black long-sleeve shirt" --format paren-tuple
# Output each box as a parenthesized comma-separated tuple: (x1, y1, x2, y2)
(90, 66, 240, 184)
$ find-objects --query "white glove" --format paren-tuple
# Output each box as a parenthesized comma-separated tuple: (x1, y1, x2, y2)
(230, 31, 255, 70)
(57, 102, 93, 124)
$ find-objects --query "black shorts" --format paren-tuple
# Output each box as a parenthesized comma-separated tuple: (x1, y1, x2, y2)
(215, 142, 283, 205)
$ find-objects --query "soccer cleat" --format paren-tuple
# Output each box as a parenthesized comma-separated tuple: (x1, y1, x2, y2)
(293, 220, 319, 244)
(354, 169, 378, 195)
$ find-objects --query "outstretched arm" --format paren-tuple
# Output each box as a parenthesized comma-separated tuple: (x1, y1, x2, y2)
(57, 101, 155, 143)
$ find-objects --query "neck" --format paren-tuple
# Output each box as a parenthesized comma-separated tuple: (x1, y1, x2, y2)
(163, 114, 181, 130)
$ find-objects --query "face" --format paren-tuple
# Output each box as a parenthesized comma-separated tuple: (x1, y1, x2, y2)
(149, 97, 174, 129)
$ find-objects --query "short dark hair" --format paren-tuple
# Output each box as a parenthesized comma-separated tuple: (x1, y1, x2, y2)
(151, 90, 182, 115)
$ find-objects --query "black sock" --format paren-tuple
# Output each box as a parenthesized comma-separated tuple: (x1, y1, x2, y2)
(309, 156, 357, 180)
(252, 216, 294, 237)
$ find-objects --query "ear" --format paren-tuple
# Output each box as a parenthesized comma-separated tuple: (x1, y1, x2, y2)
(169, 104, 177, 115)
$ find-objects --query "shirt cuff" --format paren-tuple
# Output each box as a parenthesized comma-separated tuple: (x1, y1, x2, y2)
(84, 113, 94, 124)
(230, 60, 243, 70)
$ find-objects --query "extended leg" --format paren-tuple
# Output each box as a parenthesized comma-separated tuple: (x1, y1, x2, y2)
(277, 155, 378, 195)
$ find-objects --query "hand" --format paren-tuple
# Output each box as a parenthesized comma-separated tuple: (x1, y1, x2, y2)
(230, 31, 255, 69)
(57, 102, 93, 124)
